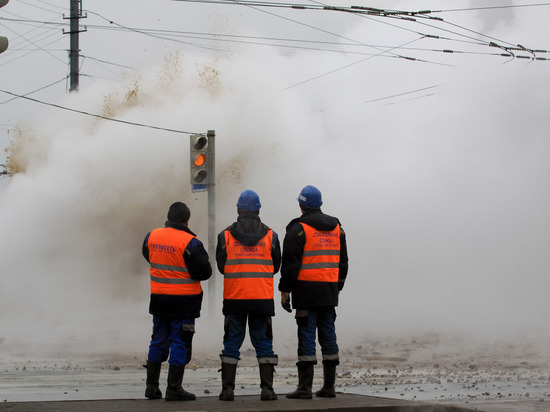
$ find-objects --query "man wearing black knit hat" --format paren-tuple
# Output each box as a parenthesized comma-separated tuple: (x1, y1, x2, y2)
(142, 202, 212, 401)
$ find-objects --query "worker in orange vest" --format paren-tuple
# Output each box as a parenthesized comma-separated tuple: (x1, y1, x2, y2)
(279, 185, 349, 399)
(142, 202, 212, 401)
(216, 190, 281, 401)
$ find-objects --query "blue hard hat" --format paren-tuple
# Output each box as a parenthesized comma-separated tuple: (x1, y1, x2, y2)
(237, 189, 261, 211)
(298, 185, 323, 208)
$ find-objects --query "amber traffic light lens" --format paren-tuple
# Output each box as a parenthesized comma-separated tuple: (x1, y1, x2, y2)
(194, 154, 206, 166)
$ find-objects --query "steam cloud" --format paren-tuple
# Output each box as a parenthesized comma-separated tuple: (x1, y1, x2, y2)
(0, 1, 549, 358)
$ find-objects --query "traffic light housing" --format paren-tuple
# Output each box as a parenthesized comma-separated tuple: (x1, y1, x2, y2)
(190, 134, 208, 186)
(0, 37, 7, 54)
(0, 0, 8, 55)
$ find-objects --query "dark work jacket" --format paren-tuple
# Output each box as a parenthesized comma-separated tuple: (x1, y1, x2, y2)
(278, 209, 348, 309)
(216, 212, 281, 316)
(143, 220, 212, 318)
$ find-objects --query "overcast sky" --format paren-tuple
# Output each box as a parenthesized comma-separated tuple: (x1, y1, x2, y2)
(0, 0, 549, 356)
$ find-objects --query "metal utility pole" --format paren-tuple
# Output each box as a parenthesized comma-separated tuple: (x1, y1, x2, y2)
(206, 130, 216, 311)
(64, 0, 86, 92)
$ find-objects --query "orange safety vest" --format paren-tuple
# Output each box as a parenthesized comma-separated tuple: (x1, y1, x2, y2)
(148, 227, 202, 296)
(297, 223, 341, 283)
(223, 230, 274, 300)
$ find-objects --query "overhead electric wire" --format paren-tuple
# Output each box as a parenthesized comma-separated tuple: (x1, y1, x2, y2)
(5, 1, 547, 56)
(81, 54, 137, 71)
(80, 5, 449, 69)
(383, 92, 436, 106)
(0, 33, 65, 68)
(3, 14, 220, 52)
(413, 15, 516, 48)
(312, 1, 529, 57)
(79, 1, 547, 95)
(8, 19, 524, 62)
(364, 84, 442, 104)
(4, 7, 546, 61)
(284, 36, 442, 90)
(342, 2, 547, 56)
(174, 0, 550, 17)
(66, 22, 547, 60)
(342, 9, 497, 52)
(84, 26, 400, 58)
(34, 0, 67, 12)
(1, 0, 546, 108)
(0, 77, 69, 105)
(79, 54, 135, 79)
(0, 89, 200, 136)
(15, 0, 65, 15)
(1, 17, 63, 48)
(78, 72, 124, 83)
(173, 0, 327, 9)
(5, 26, 63, 52)
(217, 0, 413, 60)
(217, 0, 449, 89)
(0, 13, 67, 67)
(83, 9, 222, 52)
(431, 3, 550, 13)
(175, 0, 550, 13)
(174, 0, 548, 60)
(8, 18, 529, 61)
(8, 15, 540, 57)
(406, 14, 547, 60)
(0, 17, 67, 28)
(278, 0, 458, 89)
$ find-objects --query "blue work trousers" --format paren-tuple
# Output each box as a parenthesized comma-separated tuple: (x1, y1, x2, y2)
(147, 315, 195, 367)
(296, 307, 339, 364)
(222, 313, 275, 360)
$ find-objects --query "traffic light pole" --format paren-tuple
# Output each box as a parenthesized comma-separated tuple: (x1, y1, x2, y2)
(206, 130, 216, 313)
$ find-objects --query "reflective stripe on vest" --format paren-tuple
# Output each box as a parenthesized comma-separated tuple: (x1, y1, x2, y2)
(297, 223, 340, 283)
(223, 229, 274, 300)
(148, 227, 201, 296)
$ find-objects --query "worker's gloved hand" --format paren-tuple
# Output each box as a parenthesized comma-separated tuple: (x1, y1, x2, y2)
(282, 298, 292, 313)
(281, 292, 292, 313)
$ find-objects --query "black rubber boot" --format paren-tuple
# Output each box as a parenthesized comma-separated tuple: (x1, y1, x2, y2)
(219, 362, 237, 401)
(144, 361, 163, 399)
(315, 363, 336, 398)
(165, 364, 196, 401)
(259, 363, 277, 401)
(285, 363, 314, 399)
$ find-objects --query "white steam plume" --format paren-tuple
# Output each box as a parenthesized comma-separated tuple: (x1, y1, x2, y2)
(1, 2, 549, 359)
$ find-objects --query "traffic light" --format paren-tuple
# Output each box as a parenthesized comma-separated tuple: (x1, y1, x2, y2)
(0, 0, 8, 55)
(190, 134, 208, 186)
